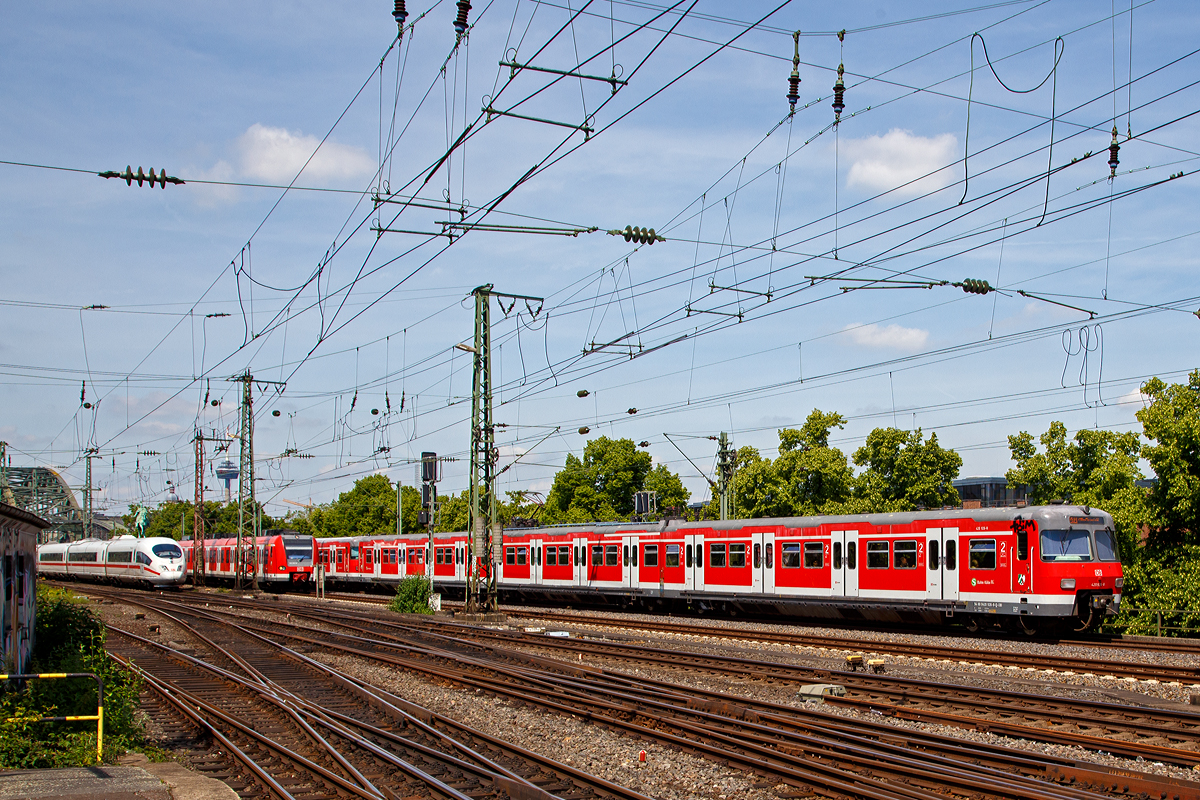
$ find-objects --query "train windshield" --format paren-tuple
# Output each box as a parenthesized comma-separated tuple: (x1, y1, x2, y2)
(1039, 529, 1092, 562)
(1094, 528, 1121, 562)
(152, 543, 183, 559)
(283, 538, 313, 564)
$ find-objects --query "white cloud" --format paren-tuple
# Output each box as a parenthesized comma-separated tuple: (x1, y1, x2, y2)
(237, 123, 375, 183)
(1118, 387, 1150, 407)
(843, 128, 957, 196)
(842, 322, 929, 351)
(189, 159, 239, 205)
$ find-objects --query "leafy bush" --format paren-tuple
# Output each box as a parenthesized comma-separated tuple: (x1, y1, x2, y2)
(0, 586, 145, 766)
(1109, 545, 1200, 636)
(389, 575, 434, 614)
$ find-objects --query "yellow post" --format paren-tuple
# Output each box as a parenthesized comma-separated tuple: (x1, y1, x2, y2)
(1, 672, 104, 763)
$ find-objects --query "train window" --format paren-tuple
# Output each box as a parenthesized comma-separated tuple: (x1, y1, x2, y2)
(709, 543, 727, 568)
(605, 544, 619, 567)
(685, 544, 693, 568)
(546, 547, 557, 566)
(517, 548, 527, 566)
(336, 549, 345, 566)
(1039, 529, 1091, 562)
(781, 543, 801, 568)
(893, 540, 918, 569)
(137, 551, 152, 566)
(928, 540, 939, 570)
(847, 541, 857, 570)
(505, 547, 516, 565)
(968, 539, 996, 570)
(644, 545, 659, 567)
(866, 541, 889, 569)
(833, 542, 842, 570)
(623, 545, 629, 567)
(729, 543, 746, 568)
(765, 543, 773, 569)
(108, 550, 132, 563)
(156, 543, 184, 559)
(558, 545, 570, 565)
(457, 547, 463, 565)
(803, 542, 824, 569)
(632, 545, 637, 567)
(364, 548, 374, 566)
(574, 545, 580, 566)
(536, 547, 542, 566)
(666, 544, 680, 567)
(945, 540, 955, 570)
(753, 543, 761, 569)
(591, 544, 603, 566)
(1016, 529, 1028, 561)
(1095, 529, 1120, 562)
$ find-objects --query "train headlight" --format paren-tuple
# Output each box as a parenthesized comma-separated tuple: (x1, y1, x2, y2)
(1060, 578, 1076, 590)
(1114, 577, 1123, 589)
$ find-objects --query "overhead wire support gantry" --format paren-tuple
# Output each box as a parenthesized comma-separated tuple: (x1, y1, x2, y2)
(462, 285, 544, 614)
(499, 58, 628, 95)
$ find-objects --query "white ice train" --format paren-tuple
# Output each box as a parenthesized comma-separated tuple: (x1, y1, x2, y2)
(37, 535, 188, 589)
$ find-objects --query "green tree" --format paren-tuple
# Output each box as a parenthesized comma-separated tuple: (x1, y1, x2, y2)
(1137, 370, 1200, 545)
(709, 412, 857, 520)
(645, 463, 690, 515)
(293, 475, 416, 539)
(853, 427, 962, 511)
(1006, 421, 1148, 555)
(542, 436, 688, 522)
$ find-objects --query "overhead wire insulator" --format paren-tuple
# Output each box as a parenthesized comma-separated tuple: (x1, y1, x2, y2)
(1108, 126, 1120, 179)
(578, 426, 590, 435)
(607, 226, 664, 245)
(832, 63, 846, 122)
(787, 31, 801, 113)
(453, 0, 471, 37)
(959, 278, 993, 295)
(98, 166, 185, 188)
(392, 0, 407, 36)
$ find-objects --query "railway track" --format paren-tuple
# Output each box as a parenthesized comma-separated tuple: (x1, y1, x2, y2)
(193, 592, 1200, 764)
(102, 591, 657, 800)
(89, 586, 1200, 800)
(321, 590, 1200, 661)
(492, 607, 1200, 683)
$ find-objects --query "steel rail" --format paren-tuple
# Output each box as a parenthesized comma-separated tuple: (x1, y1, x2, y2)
(130, 591, 1200, 800)
(93, 587, 656, 800)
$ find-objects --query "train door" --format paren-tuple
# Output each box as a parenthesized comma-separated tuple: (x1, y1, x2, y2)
(574, 536, 587, 587)
(531, 538, 543, 586)
(687, 533, 704, 592)
(622, 535, 639, 589)
(751, 533, 766, 594)
(830, 530, 860, 598)
(1011, 521, 1031, 595)
(926, 528, 959, 601)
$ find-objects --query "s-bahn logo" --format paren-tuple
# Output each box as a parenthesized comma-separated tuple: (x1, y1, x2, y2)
(971, 578, 977, 586)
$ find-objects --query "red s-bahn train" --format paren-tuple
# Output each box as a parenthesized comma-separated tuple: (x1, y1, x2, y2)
(182, 529, 315, 586)
(307, 504, 1122, 633)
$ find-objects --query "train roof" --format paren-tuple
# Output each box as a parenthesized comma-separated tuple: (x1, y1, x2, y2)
(498, 504, 1111, 536)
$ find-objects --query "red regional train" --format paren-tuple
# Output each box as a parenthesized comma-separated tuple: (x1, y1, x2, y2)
(311, 504, 1123, 633)
(182, 529, 315, 586)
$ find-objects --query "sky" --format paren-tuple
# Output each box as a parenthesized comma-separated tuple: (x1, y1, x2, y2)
(2, 0, 1198, 520)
